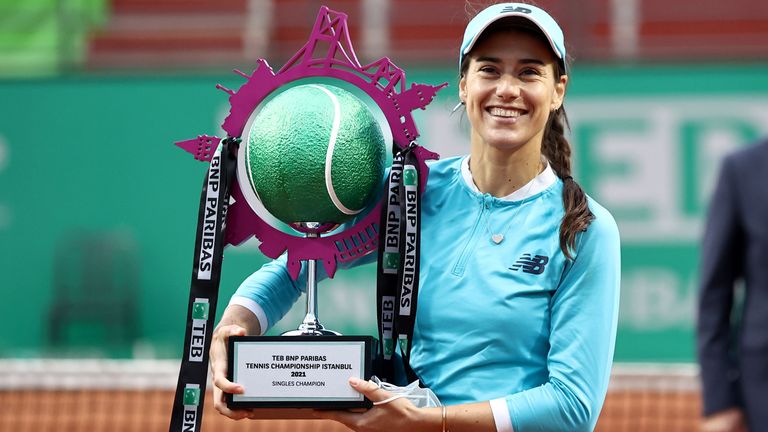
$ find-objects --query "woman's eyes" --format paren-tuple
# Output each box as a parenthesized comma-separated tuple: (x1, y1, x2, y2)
(478, 65, 497, 74)
(476, 65, 543, 77)
(520, 67, 543, 76)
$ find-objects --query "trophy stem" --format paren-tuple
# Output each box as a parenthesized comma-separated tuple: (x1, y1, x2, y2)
(304, 257, 320, 328)
(283, 229, 341, 336)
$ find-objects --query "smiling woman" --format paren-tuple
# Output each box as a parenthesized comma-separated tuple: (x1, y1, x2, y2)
(209, 3, 621, 432)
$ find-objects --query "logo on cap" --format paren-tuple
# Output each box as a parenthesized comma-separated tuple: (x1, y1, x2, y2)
(501, 5, 531, 14)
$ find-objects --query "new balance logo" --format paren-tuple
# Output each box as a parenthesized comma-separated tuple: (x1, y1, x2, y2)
(510, 254, 549, 275)
(501, 5, 532, 14)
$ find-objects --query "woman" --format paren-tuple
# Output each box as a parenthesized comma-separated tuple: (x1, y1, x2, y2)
(210, 3, 620, 431)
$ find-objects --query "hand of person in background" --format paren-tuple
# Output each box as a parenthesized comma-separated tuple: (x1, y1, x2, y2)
(701, 408, 748, 432)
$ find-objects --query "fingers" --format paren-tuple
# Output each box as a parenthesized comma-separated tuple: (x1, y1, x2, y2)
(212, 385, 251, 420)
(313, 378, 416, 431)
(210, 325, 256, 420)
(210, 325, 247, 394)
(212, 371, 244, 394)
(311, 378, 382, 427)
(348, 377, 390, 402)
(349, 377, 378, 392)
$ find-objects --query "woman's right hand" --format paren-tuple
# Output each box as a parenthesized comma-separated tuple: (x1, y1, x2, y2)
(210, 323, 251, 420)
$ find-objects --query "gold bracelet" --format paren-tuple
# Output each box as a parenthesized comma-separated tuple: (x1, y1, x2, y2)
(441, 405, 448, 432)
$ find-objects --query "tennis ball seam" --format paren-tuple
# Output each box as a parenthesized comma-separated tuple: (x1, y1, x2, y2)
(309, 84, 362, 216)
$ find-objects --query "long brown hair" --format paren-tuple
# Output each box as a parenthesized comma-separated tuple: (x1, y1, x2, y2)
(459, 6, 594, 259)
(542, 60, 595, 259)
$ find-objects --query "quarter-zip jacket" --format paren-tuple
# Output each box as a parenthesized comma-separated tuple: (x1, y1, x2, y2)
(232, 155, 621, 431)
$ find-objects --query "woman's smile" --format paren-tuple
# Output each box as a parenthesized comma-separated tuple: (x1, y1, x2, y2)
(487, 106, 525, 119)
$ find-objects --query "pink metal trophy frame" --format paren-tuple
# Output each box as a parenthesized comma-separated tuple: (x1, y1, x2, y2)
(176, 6, 446, 279)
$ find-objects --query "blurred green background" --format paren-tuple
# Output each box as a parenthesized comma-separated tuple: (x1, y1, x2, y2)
(1, 0, 767, 363)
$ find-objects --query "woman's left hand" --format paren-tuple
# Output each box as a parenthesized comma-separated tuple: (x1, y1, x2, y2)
(313, 377, 436, 432)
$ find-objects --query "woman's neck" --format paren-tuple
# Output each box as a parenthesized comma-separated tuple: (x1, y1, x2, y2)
(469, 142, 543, 198)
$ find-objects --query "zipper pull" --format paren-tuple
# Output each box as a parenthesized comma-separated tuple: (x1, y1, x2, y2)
(482, 194, 491, 210)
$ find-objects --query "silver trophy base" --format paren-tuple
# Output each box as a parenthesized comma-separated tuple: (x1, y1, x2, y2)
(282, 328, 342, 336)
(282, 317, 341, 336)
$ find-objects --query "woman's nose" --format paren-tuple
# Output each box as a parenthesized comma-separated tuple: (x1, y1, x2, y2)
(495, 76, 520, 99)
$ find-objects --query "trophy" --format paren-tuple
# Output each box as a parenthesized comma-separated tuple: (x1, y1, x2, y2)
(170, 5, 446, 423)
(225, 81, 385, 409)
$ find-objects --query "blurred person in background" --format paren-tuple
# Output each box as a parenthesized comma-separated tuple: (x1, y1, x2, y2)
(210, 2, 621, 431)
(697, 138, 768, 432)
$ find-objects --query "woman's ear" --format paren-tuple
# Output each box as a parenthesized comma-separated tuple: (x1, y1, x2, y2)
(551, 74, 568, 111)
(459, 76, 467, 104)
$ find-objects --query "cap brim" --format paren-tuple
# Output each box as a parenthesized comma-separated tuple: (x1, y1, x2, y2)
(464, 13, 563, 59)
(461, 13, 566, 72)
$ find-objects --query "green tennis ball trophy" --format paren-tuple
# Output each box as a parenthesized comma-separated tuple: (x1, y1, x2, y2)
(172, 5, 446, 423)
(227, 83, 386, 411)
(247, 83, 386, 337)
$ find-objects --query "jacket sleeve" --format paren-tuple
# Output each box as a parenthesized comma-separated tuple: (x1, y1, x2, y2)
(505, 203, 621, 432)
(231, 248, 378, 332)
(696, 155, 745, 415)
(231, 253, 307, 331)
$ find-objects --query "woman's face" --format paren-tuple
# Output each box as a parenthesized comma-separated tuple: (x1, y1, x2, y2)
(459, 29, 567, 153)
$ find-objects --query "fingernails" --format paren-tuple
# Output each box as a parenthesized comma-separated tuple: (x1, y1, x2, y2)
(349, 376, 362, 386)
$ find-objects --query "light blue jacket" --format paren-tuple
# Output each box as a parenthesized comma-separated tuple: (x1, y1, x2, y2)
(233, 156, 621, 431)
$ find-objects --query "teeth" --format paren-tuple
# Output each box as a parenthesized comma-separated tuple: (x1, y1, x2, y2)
(488, 107, 522, 118)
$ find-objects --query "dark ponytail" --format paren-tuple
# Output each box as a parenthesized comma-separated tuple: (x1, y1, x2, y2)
(542, 88, 595, 259)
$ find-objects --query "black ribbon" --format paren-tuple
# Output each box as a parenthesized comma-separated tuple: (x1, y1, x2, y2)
(376, 152, 403, 382)
(168, 137, 238, 432)
(376, 143, 421, 384)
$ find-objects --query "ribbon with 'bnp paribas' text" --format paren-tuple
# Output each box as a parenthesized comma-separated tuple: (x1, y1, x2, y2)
(376, 143, 422, 384)
(169, 138, 238, 432)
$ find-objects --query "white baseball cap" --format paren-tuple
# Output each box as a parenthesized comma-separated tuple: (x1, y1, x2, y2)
(459, 3, 567, 73)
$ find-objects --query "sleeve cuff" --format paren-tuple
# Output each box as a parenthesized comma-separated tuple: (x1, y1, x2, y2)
(229, 296, 268, 335)
(490, 397, 514, 432)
